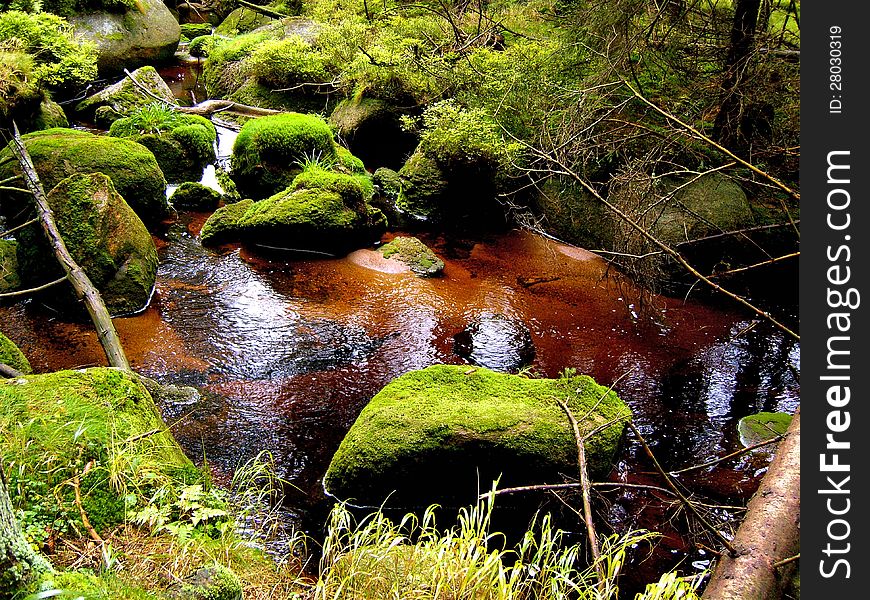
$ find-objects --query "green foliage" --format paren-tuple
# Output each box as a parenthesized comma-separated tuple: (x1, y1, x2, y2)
(291, 162, 368, 209)
(3, 0, 138, 17)
(107, 102, 183, 136)
(181, 22, 213, 39)
(245, 35, 330, 88)
(415, 100, 520, 171)
(0, 10, 97, 88)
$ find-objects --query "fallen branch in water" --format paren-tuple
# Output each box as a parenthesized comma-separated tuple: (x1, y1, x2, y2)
(0, 276, 68, 299)
(668, 434, 785, 475)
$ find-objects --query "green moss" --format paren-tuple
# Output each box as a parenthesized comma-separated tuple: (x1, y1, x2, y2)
(0, 368, 193, 546)
(0, 128, 169, 224)
(181, 22, 213, 39)
(0, 238, 20, 293)
(188, 35, 217, 58)
(738, 411, 793, 447)
(379, 236, 444, 277)
(245, 35, 329, 89)
(335, 144, 366, 174)
(75, 66, 176, 126)
(213, 7, 273, 37)
(291, 164, 367, 210)
(230, 112, 338, 199)
(109, 110, 216, 183)
(329, 97, 389, 137)
(238, 187, 357, 233)
(325, 365, 631, 506)
(373, 167, 401, 201)
(14, 173, 158, 315)
(30, 96, 68, 130)
(171, 182, 222, 211)
(202, 30, 275, 97)
(170, 563, 243, 600)
(396, 151, 447, 221)
(0, 330, 31, 373)
(200, 198, 255, 245)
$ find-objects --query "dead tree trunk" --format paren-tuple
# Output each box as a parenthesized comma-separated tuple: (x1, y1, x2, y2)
(701, 407, 800, 600)
(9, 124, 130, 371)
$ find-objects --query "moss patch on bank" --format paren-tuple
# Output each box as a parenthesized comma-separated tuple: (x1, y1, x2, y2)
(0, 331, 31, 374)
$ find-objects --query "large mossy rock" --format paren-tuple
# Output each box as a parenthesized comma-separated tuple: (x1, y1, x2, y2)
(170, 182, 222, 211)
(0, 331, 31, 374)
(109, 112, 217, 182)
(329, 97, 417, 170)
(69, 0, 181, 73)
(230, 112, 339, 199)
(214, 7, 274, 36)
(201, 166, 386, 253)
(0, 239, 19, 293)
(325, 365, 631, 507)
(0, 368, 194, 539)
(15, 173, 158, 315)
(75, 66, 177, 127)
(0, 128, 169, 224)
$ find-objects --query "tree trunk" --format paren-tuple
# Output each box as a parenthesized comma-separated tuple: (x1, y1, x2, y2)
(713, 0, 762, 151)
(701, 408, 800, 600)
(9, 124, 130, 371)
(0, 471, 52, 597)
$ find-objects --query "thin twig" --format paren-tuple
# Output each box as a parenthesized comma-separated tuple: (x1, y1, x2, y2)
(0, 276, 68, 298)
(0, 217, 39, 238)
(629, 422, 738, 556)
(556, 398, 605, 586)
(772, 553, 799, 568)
(668, 434, 785, 475)
(713, 252, 799, 277)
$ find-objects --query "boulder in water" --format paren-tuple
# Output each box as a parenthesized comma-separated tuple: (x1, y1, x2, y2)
(15, 173, 158, 316)
(0, 128, 169, 224)
(378, 236, 444, 277)
(324, 364, 631, 507)
(70, 0, 181, 73)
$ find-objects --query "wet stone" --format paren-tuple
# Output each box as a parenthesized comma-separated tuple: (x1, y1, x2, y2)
(453, 314, 536, 373)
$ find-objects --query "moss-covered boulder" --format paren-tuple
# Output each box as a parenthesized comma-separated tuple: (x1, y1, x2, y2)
(15, 173, 158, 315)
(201, 165, 385, 253)
(214, 7, 274, 36)
(0, 331, 31, 374)
(0, 239, 19, 293)
(230, 112, 339, 199)
(29, 97, 68, 131)
(109, 110, 217, 183)
(396, 151, 448, 222)
(199, 198, 255, 245)
(181, 22, 214, 40)
(69, 0, 181, 73)
(75, 66, 177, 127)
(0, 128, 169, 224)
(324, 365, 631, 507)
(166, 563, 243, 600)
(652, 173, 754, 245)
(170, 182, 223, 211)
(188, 35, 217, 58)
(0, 368, 194, 543)
(329, 97, 417, 169)
(379, 236, 443, 277)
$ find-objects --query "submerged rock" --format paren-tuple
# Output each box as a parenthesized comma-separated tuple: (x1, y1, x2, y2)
(170, 182, 223, 211)
(0, 331, 31, 374)
(379, 236, 444, 277)
(15, 173, 158, 316)
(325, 364, 631, 507)
(70, 0, 181, 73)
(453, 314, 536, 372)
(738, 411, 792, 447)
(0, 128, 169, 224)
(75, 66, 177, 127)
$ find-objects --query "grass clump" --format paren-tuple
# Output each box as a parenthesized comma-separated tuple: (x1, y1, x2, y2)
(315, 493, 703, 600)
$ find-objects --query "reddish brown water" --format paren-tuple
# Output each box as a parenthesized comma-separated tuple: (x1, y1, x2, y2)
(0, 211, 799, 582)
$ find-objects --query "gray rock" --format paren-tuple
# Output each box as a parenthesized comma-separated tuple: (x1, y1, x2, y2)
(75, 65, 176, 126)
(70, 0, 181, 73)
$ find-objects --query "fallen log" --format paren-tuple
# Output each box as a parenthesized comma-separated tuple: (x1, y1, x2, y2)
(701, 407, 800, 600)
(9, 123, 130, 371)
